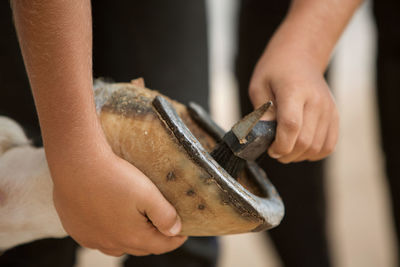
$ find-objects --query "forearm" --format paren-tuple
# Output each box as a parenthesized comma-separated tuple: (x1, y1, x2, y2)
(11, 1, 106, 170)
(10, 1, 186, 253)
(266, 0, 363, 72)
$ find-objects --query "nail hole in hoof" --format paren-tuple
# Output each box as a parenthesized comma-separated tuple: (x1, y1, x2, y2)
(186, 189, 195, 196)
(166, 171, 176, 181)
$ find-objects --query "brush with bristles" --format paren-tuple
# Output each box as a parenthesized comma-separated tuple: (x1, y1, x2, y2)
(210, 101, 276, 178)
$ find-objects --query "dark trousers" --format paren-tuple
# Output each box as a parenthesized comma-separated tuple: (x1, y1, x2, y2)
(236, 1, 331, 267)
(0, 1, 217, 267)
(374, 0, 400, 264)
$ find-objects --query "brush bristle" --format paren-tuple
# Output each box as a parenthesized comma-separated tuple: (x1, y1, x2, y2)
(210, 142, 246, 178)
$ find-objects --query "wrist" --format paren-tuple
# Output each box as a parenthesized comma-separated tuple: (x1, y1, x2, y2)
(263, 21, 327, 74)
(265, 0, 350, 73)
(43, 115, 113, 181)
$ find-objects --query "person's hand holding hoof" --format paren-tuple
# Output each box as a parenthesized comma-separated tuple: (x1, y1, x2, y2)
(11, 0, 187, 256)
(51, 145, 187, 257)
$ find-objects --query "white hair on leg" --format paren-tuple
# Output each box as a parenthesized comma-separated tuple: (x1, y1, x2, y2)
(0, 116, 30, 155)
(0, 117, 66, 251)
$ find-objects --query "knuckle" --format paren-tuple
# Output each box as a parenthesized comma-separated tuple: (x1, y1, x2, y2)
(307, 144, 322, 156)
(275, 148, 291, 157)
(310, 93, 323, 106)
(273, 144, 293, 156)
(322, 142, 335, 156)
(157, 209, 177, 230)
(296, 135, 312, 151)
(101, 240, 118, 251)
(122, 236, 141, 249)
(280, 118, 300, 133)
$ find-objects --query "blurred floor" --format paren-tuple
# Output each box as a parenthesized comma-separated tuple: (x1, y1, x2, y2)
(76, 1, 397, 267)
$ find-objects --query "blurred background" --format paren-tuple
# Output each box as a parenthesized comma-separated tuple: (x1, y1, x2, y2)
(77, 1, 397, 266)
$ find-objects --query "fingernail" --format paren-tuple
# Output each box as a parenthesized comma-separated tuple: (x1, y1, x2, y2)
(169, 217, 182, 236)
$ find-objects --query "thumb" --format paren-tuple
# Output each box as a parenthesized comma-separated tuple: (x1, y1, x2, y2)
(144, 190, 182, 237)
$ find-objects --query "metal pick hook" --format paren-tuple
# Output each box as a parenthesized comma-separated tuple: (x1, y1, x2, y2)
(232, 101, 273, 144)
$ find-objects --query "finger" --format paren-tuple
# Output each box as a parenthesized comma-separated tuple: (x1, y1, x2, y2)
(308, 110, 339, 161)
(98, 249, 125, 257)
(142, 230, 187, 255)
(249, 82, 275, 109)
(123, 247, 151, 257)
(142, 186, 182, 237)
(268, 94, 304, 159)
(278, 102, 319, 163)
(296, 109, 331, 161)
(124, 223, 187, 255)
